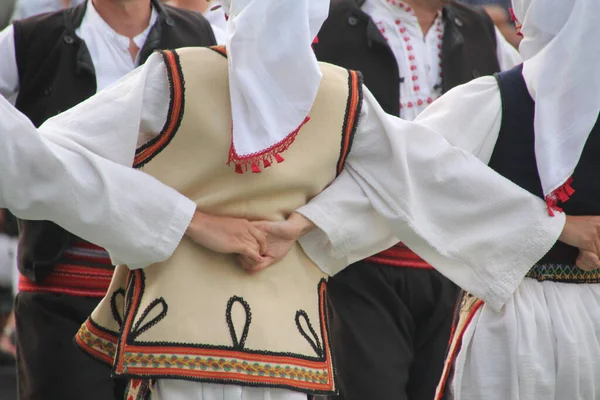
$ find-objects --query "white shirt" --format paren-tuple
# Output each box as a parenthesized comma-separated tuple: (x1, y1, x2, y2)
(203, 1, 227, 44)
(362, 0, 521, 120)
(0, 53, 563, 312)
(0, 0, 158, 102)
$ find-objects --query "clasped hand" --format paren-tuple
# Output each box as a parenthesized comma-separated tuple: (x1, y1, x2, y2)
(184, 211, 307, 273)
(185, 211, 600, 274)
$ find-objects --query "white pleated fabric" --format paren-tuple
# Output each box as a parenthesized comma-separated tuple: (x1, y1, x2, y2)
(452, 278, 600, 400)
(219, 0, 329, 173)
(512, 0, 600, 214)
(151, 380, 307, 400)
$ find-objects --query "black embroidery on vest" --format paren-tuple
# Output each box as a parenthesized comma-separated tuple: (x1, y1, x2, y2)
(134, 50, 186, 168)
(295, 309, 324, 357)
(107, 274, 335, 394)
(110, 288, 126, 328)
(226, 296, 252, 349)
(337, 70, 364, 175)
(130, 297, 169, 340)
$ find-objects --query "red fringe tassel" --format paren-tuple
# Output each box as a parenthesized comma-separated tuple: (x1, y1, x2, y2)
(545, 177, 575, 216)
(228, 116, 310, 174)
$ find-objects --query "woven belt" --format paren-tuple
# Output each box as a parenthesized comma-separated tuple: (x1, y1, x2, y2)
(18, 264, 113, 297)
(18, 240, 113, 297)
(365, 242, 433, 269)
(526, 263, 600, 284)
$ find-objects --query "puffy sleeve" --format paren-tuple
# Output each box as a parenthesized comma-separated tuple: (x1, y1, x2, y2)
(297, 77, 565, 311)
(0, 53, 196, 269)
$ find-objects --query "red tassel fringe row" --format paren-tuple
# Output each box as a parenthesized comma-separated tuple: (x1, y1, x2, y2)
(228, 116, 311, 174)
(545, 176, 575, 217)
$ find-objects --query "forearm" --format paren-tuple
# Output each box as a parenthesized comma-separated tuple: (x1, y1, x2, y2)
(288, 212, 316, 236)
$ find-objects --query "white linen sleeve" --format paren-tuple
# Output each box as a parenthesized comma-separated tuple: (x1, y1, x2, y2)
(298, 77, 503, 274)
(297, 80, 565, 311)
(0, 25, 19, 102)
(0, 53, 196, 269)
(494, 26, 522, 71)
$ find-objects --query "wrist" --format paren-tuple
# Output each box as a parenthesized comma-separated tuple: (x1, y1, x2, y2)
(288, 212, 316, 238)
(186, 209, 207, 237)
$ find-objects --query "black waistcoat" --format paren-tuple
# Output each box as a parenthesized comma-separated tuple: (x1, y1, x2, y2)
(12, 0, 216, 282)
(490, 65, 600, 265)
(313, 0, 501, 116)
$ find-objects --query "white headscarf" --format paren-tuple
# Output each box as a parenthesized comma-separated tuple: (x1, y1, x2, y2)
(219, 0, 329, 173)
(512, 0, 600, 215)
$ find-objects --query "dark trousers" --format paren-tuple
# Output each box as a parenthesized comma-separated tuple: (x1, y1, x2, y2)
(14, 292, 126, 400)
(326, 262, 460, 400)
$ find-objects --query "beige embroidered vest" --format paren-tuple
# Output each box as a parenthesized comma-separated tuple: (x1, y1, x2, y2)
(76, 47, 362, 395)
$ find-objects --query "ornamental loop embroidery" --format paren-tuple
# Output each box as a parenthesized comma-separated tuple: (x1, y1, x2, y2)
(226, 296, 252, 349)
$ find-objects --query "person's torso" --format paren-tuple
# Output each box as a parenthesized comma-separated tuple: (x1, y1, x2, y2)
(78, 46, 363, 394)
(314, 0, 500, 117)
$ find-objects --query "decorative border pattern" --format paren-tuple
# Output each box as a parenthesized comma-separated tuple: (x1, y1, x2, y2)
(434, 292, 484, 400)
(125, 379, 152, 400)
(134, 50, 185, 168)
(336, 70, 363, 175)
(106, 270, 335, 394)
(525, 263, 600, 283)
(75, 318, 119, 365)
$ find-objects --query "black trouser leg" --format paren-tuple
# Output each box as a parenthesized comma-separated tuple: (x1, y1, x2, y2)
(326, 262, 459, 400)
(15, 292, 126, 400)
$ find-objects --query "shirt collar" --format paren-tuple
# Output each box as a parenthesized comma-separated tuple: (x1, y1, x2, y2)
(82, 0, 159, 48)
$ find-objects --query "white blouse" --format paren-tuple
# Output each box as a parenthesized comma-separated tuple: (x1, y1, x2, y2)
(362, 0, 521, 120)
(0, 53, 563, 313)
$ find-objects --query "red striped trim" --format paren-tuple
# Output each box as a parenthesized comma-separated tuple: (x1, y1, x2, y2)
(18, 264, 113, 297)
(209, 45, 227, 58)
(134, 50, 185, 168)
(336, 71, 362, 175)
(434, 298, 484, 400)
(75, 318, 118, 365)
(365, 242, 433, 269)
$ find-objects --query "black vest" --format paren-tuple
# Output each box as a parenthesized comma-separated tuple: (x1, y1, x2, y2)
(314, 0, 501, 116)
(13, 0, 217, 282)
(490, 65, 600, 265)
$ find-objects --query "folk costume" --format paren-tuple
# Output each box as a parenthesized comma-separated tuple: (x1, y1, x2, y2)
(295, 0, 600, 398)
(0, 0, 570, 399)
(72, 0, 346, 397)
(312, 1, 521, 398)
(0, 1, 216, 398)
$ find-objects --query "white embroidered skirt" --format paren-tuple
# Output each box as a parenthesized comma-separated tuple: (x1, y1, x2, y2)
(451, 278, 600, 399)
(151, 380, 308, 400)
